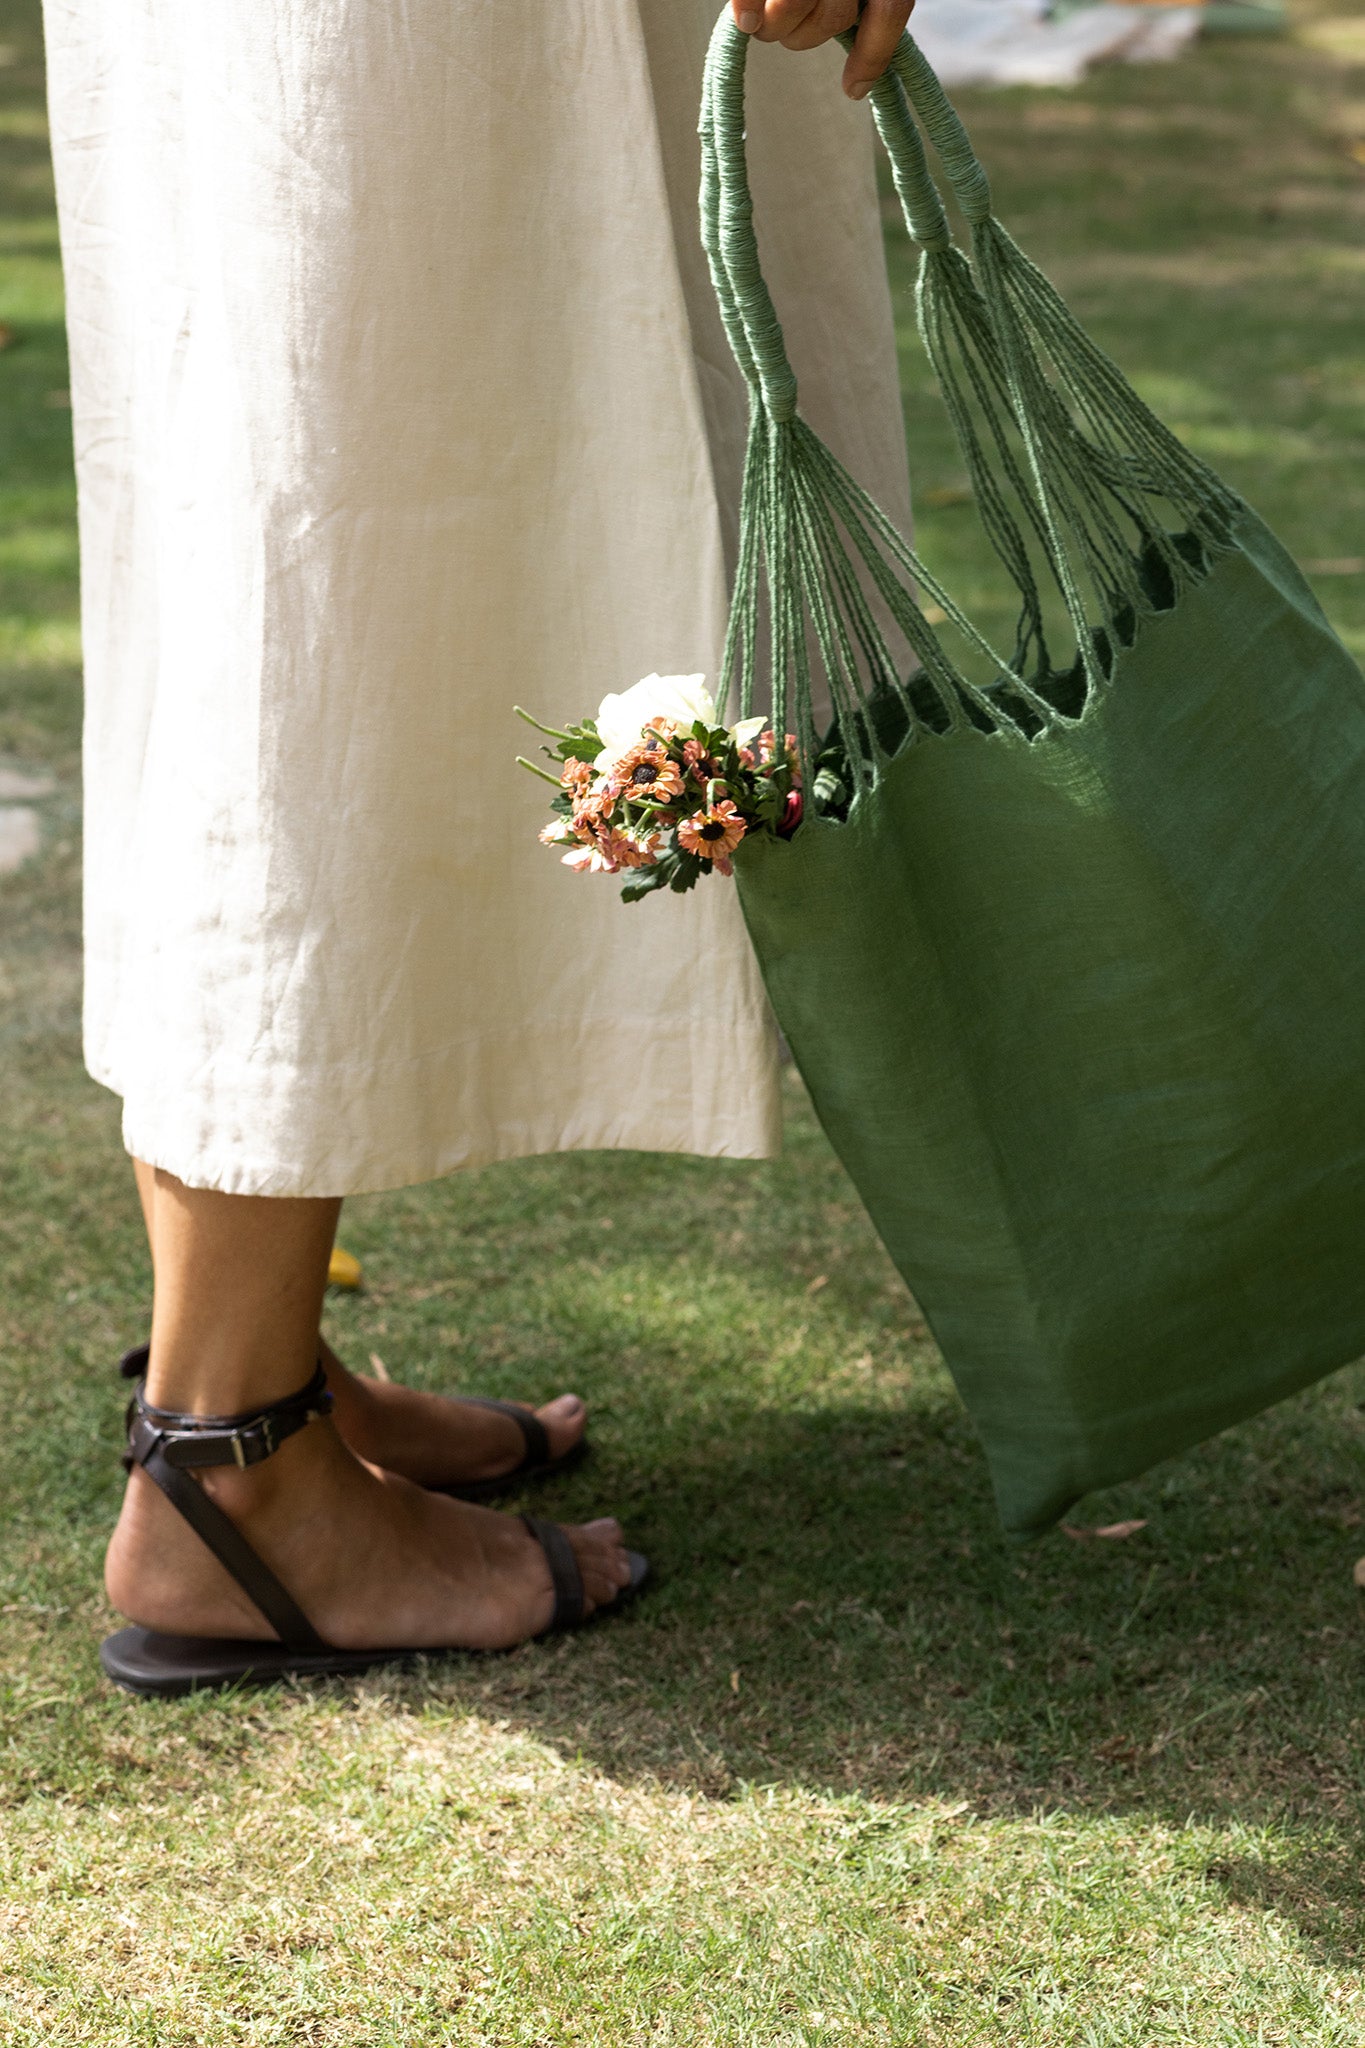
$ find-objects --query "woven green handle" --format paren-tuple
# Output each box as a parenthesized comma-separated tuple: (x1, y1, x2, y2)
(876, 35, 992, 232)
(699, 14, 993, 423)
(699, 3, 1236, 776)
(699, 24, 797, 421)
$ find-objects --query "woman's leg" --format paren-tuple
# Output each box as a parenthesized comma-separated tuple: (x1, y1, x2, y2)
(133, 1159, 340, 1413)
(132, 1158, 588, 1486)
(107, 1165, 632, 1649)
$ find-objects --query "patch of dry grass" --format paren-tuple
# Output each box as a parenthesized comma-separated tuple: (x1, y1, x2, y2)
(5, 1691, 1365, 2045)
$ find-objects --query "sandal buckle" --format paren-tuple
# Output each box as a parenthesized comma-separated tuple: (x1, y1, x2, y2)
(124, 1364, 332, 1473)
(228, 1413, 279, 1467)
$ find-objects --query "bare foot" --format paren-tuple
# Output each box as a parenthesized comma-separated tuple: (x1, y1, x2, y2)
(104, 1416, 633, 1651)
(319, 1339, 587, 1488)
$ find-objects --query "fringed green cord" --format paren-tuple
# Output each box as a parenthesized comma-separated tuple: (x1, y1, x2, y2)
(698, 9, 1243, 797)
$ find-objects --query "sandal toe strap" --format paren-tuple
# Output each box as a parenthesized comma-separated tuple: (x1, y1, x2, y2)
(522, 1515, 585, 1632)
(467, 1396, 551, 1473)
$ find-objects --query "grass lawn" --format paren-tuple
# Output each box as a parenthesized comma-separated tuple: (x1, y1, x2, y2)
(4, 1, 1365, 2041)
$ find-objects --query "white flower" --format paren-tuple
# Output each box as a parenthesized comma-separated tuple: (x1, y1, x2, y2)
(594, 673, 716, 770)
(731, 716, 767, 748)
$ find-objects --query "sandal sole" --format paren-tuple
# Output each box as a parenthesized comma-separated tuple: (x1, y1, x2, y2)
(100, 1549, 650, 1698)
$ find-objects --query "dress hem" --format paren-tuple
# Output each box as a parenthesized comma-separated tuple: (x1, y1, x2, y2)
(109, 1111, 785, 1199)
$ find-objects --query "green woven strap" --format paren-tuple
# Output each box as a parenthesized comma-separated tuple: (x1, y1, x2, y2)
(700, 29, 798, 421)
(861, 62, 951, 253)
(698, 7, 1240, 785)
(884, 34, 992, 226)
(700, 18, 993, 414)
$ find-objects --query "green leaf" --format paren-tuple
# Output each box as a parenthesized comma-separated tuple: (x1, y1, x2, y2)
(619, 864, 671, 904)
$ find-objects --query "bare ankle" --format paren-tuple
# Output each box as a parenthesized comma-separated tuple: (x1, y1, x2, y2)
(318, 1351, 385, 1455)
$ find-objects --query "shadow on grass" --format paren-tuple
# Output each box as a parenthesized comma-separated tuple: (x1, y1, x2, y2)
(366, 1375, 1365, 1966)
(1204, 1850, 1365, 1971)
(6, 1059, 1365, 1972)
(441, 1393, 1362, 1746)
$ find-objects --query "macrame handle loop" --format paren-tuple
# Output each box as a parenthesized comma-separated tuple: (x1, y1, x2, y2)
(884, 34, 992, 228)
(834, 19, 995, 249)
(699, 4, 1236, 775)
(700, 14, 994, 422)
(700, 24, 800, 422)
(861, 61, 952, 252)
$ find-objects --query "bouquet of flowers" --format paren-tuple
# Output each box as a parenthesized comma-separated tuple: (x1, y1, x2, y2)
(518, 673, 804, 903)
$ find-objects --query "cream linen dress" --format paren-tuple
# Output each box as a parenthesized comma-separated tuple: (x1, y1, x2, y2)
(43, 0, 912, 1197)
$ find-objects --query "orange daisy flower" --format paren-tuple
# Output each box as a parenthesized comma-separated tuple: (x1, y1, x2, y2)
(572, 789, 616, 838)
(614, 741, 685, 805)
(560, 758, 594, 793)
(677, 800, 746, 866)
(602, 827, 661, 870)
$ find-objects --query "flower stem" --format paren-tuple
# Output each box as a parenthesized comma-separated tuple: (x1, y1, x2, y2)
(514, 705, 574, 742)
(516, 755, 565, 788)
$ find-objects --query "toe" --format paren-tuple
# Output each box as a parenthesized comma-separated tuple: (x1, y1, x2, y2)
(568, 1519, 632, 1611)
(536, 1393, 587, 1462)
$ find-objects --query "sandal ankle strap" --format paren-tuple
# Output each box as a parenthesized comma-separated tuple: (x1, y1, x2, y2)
(124, 1364, 333, 1475)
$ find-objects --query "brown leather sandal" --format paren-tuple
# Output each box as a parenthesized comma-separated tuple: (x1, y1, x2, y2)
(431, 1396, 589, 1502)
(118, 1347, 589, 1502)
(101, 1361, 647, 1699)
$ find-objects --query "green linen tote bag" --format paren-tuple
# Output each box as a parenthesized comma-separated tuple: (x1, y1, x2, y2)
(699, 12, 1365, 1538)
